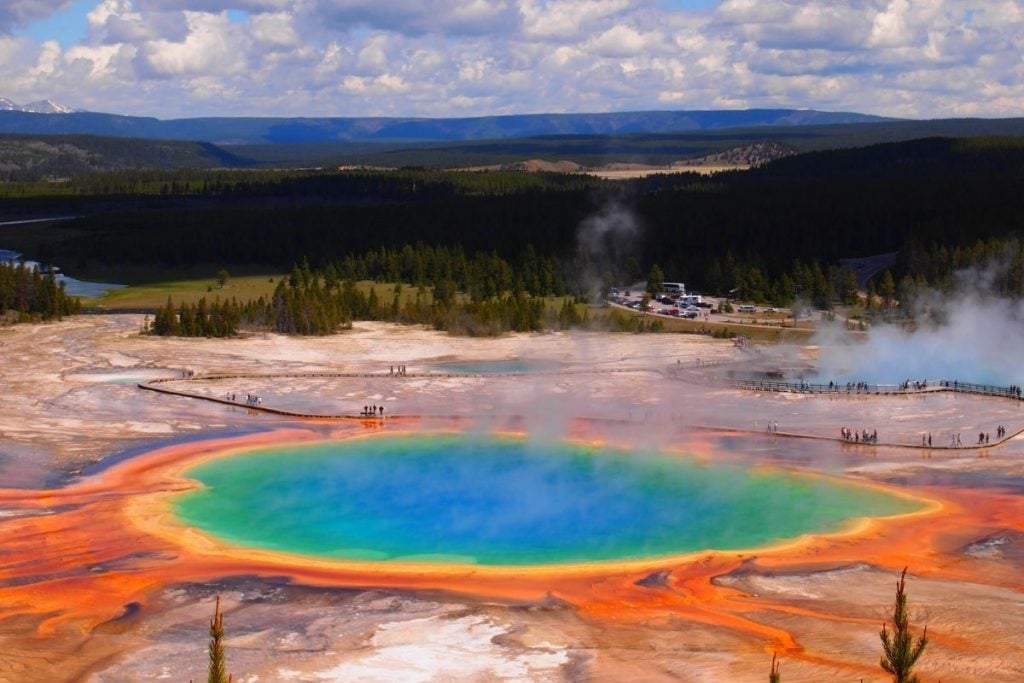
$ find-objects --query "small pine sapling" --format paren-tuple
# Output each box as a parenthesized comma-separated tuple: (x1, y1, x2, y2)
(880, 567, 929, 683)
(207, 595, 231, 683)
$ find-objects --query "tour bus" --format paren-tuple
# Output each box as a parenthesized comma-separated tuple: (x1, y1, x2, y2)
(662, 282, 684, 294)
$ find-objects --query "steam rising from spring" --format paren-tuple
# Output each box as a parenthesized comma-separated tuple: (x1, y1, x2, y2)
(813, 260, 1024, 386)
(575, 198, 641, 300)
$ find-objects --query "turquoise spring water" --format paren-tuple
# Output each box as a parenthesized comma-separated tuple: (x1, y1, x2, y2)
(433, 359, 559, 374)
(174, 435, 921, 566)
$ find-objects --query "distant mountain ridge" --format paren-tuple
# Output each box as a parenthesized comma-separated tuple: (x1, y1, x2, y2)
(0, 134, 251, 179)
(0, 107, 895, 144)
(0, 98, 76, 114)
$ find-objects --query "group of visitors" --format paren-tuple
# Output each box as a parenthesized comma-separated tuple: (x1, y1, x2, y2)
(841, 427, 877, 444)
(900, 379, 928, 390)
(390, 365, 408, 376)
(766, 421, 780, 433)
(225, 392, 262, 406)
(362, 405, 385, 417)
(918, 426, 1008, 448)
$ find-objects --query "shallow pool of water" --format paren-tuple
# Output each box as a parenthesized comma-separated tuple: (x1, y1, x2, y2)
(432, 359, 560, 374)
(175, 435, 921, 566)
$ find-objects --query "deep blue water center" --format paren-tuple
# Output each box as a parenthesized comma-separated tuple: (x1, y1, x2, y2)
(174, 435, 919, 566)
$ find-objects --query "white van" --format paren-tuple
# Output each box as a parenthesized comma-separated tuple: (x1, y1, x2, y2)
(737, 305, 756, 313)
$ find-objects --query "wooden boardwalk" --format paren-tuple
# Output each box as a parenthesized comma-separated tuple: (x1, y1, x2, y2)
(136, 367, 662, 421)
(137, 365, 1024, 452)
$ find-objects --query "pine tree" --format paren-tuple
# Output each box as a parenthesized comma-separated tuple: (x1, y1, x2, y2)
(647, 263, 665, 294)
(207, 595, 230, 683)
(880, 567, 928, 683)
(879, 269, 897, 312)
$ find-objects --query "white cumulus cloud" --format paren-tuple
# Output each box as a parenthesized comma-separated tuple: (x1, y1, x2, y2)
(0, 0, 1022, 119)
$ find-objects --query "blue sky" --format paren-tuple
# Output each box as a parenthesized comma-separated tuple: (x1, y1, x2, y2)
(661, 0, 718, 10)
(2, 1, 1022, 119)
(17, 0, 92, 46)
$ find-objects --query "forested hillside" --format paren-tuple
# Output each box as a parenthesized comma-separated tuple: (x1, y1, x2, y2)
(4, 136, 1024, 310)
(0, 135, 250, 180)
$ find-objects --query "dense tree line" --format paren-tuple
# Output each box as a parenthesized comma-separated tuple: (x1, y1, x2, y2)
(0, 261, 80, 321)
(0, 167, 601, 199)
(328, 244, 568, 298)
(149, 296, 241, 337)
(27, 136, 1024, 309)
(898, 236, 1024, 296)
(148, 259, 597, 338)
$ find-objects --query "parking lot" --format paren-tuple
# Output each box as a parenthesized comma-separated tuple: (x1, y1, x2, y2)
(604, 285, 808, 337)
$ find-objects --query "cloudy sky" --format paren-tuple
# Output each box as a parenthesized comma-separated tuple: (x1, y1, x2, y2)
(1, 0, 1022, 119)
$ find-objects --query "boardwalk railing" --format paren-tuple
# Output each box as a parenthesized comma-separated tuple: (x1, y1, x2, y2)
(672, 368, 1024, 401)
(936, 380, 1024, 400)
(725, 380, 921, 395)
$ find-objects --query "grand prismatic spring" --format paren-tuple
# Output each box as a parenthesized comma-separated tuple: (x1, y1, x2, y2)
(174, 435, 921, 566)
(0, 318, 1022, 681)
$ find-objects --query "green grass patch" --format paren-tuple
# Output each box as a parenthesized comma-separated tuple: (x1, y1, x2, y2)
(85, 275, 439, 310)
(88, 273, 284, 309)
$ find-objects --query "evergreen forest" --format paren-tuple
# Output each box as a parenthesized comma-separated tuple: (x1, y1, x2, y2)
(3, 135, 1024, 334)
(0, 261, 81, 322)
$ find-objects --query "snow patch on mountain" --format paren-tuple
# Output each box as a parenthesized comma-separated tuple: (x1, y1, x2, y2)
(1, 98, 77, 114)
